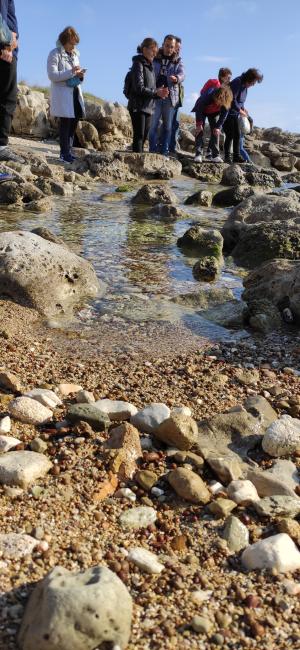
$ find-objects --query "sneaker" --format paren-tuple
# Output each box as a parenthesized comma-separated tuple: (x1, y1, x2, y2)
(211, 156, 223, 163)
(59, 154, 74, 163)
(0, 147, 24, 164)
(194, 154, 202, 163)
(205, 153, 212, 160)
(0, 172, 14, 182)
(224, 156, 232, 164)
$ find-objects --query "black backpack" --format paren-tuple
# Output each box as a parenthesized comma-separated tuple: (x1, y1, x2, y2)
(123, 69, 133, 99)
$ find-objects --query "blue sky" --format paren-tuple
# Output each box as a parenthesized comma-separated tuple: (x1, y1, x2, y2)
(16, 0, 299, 131)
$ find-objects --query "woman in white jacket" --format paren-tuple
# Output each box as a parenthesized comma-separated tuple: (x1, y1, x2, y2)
(47, 26, 85, 162)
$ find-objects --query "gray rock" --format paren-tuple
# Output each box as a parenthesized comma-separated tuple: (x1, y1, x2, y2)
(131, 403, 170, 433)
(0, 231, 102, 317)
(184, 190, 212, 207)
(243, 395, 277, 429)
(246, 467, 296, 498)
(94, 399, 138, 421)
(223, 515, 249, 552)
(67, 404, 110, 431)
(243, 259, 300, 327)
(213, 184, 255, 207)
(206, 455, 244, 484)
(253, 496, 300, 519)
(131, 184, 177, 205)
(222, 164, 246, 186)
(18, 565, 132, 650)
(0, 533, 38, 559)
(193, 256, 221, 282)
(0, 451, 52, 487)
(155, 413, 198, 450)
(119, 506, 157, 529)
(9, 396, 53, 425)
(0, 435, 20, 452)
(75, 390, 95, 404)
(267, 459, 300, 490)
(177, 226, 223, 258)
(196, 409, 266, 461)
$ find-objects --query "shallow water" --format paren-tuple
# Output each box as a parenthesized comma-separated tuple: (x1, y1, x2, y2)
(0, 176, 248, 343)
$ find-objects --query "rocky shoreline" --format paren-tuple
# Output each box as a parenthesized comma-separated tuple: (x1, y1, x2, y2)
(0, 88, 299, 650)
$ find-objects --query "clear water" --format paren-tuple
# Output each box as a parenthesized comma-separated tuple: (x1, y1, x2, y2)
(0, 177, 247, 341)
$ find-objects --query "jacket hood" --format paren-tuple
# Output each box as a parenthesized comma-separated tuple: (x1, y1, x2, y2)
(132, 53, 152, 65)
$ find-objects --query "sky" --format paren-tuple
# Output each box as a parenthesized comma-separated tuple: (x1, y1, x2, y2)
(16, 0, 300, 132)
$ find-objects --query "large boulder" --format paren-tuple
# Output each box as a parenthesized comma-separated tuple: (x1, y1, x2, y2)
(84, 100, 132, 150)
(78, 151, 181, 182)
(76, 120, 100, 150)
(243, 259, 300, 326)
(231, 220, 300, 268)
(177, 226, 223, 258)
(18, 565, 133, 650)
(0, 231, 102, 316)
(132, 184, 177, 205)
(12, 85, 50, 138)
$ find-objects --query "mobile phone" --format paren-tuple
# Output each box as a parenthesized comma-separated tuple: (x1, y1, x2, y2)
(81, 68, 87, 73)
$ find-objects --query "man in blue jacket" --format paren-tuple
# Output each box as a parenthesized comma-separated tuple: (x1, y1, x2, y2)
(0, 0, 23, 163)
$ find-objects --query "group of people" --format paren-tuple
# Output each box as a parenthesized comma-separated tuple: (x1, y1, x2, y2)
(126, 34, 263, 163)
(0, 3, 264, 167)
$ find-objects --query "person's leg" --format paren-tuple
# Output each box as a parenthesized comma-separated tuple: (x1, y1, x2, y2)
(69, 118, 79, 154)
(160, 100, 175, 155)
(59, 118, 72, 158)
(149, 101, 163, 153)
(169, 107, 179, 153)
(208, 114, 220, 158)
(0, 58, 17, 147)
(195, 131, 204, 158)
(130, 111, 143, 152)
(223, 116, 234, 161)
(233, 116, 242, 159)
(143, 113, 151, 150)
(240, 135, 250, 162)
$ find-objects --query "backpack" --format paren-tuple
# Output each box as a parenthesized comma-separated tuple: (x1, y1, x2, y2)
(123, 69, 132, 99)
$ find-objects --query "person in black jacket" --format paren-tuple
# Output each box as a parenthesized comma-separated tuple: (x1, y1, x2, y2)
(128, 38, 169, 153)
(0, 0, 23, 163)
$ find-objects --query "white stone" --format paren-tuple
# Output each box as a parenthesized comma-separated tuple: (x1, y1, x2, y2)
(209, 481, 224, 495)
(115, 488, 136, 502)
(0, 451, 52, 487)
(8, 396, 53, 425)
(75, 390, 95, 404)
(119, 506, 157, 530)
(191, 590, 213, 605)
(0, 435, 20, 452)
(131, 403, 170, 433)
(24, 388, 62, 410)
(94, 399, 138, 421)
(151, 487, 164, 497)
(241, 533, 300, 573)
(0, 533, 38, 559)
(128, 547, 164, 574)
(227, 479, 260, 505)
(0, 415, 11, 433)
(171, 406, 192, 417)
(262, 414, 300, 457)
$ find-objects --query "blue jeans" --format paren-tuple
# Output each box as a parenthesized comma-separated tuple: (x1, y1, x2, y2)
(169, 106, 180, 153)
(240, 135, 250, 162)
(149, 98, 175, 155)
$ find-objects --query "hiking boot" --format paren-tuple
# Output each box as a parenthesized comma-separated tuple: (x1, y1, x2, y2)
(233, 155, 246, 164)
(0, 147, 25, 164)
(211, 155, 223, 163)
(224, 156, 232, 164)
(205, 152, 212, 160)
(194, 154, 202, 163)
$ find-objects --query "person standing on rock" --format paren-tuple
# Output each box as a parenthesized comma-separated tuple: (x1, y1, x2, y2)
(47, 26, 85, 163)
(192, 86, 233, 163)
(0, 0, 23, 164)
(169, 36, 184, 156)
(200, 67, 232, 160)
(149, 34, 185, 157)
(223, 68, 263, 164)
(126, 38, 169, 153)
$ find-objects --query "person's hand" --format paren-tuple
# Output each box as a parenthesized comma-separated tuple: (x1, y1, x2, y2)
(0, 49, 13, 63)
(170, 75, 178, 83)
(213, 128, 220, 136)
(195, 124, 203, 135)
(157, 87, 169, 99)
(11, 32, 18, 50)
(240, 108, 247, 117)
(72, 66, 81, 75)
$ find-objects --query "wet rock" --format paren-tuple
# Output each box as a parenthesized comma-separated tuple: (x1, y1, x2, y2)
(213, 184, 255, 207)
(67, 404, 110, 432)
(0, 231, 102, 317)
(128, 548, 164, 574)
(94, 399, 138, 421)
(0, 370, 24, 393)
(0, 435, 20, 452)
(0, 533, 38, 559)
(24, 388, 62, 410)
(155, 413, 198, 450)
(0, 451, 52, 487)
(253, 496, 300, 519)
(18, 565, 133, 650)
(9, 396, 53, 424)
(177, 226, 223, 258)
(227, 479, 260, 505)
(105, 422, 142, 480)
(168, 468, 210, 504)
(184, 190, 212, 207)
(193, 256, 221, 282)
(223, 515, 249, 552)
(246, 467, 296, 498)
(131, 184, 177, 205)
(208, 498, 237, 518)
(179, 158, 224, 183)
(241, 533, 300, 573)
(231, 221, 300, 269)
(262, 414, 300, 457)
(131, 403, 170, 433)
(119, 506, 157, 529)
(31, 227, 68, 248)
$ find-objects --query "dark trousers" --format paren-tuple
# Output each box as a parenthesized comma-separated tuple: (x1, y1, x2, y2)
(169, 106, 180, 153)
(223, 115, 241, 158)
(59, 118, 78, 157)
(130, 110, 151, 153)
(195, 114, 220, 158)
(0, 57, 17, 146)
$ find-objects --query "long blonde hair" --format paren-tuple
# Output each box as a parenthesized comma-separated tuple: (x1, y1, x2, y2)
(213, 86, 233, 110)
